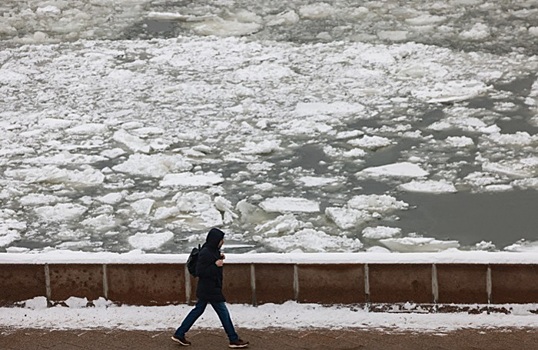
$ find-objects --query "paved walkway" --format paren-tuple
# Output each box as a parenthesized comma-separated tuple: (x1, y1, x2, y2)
(1, 328, 537, 350)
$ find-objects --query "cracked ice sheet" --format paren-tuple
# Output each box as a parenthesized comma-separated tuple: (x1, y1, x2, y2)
(0, 36, 537, 253)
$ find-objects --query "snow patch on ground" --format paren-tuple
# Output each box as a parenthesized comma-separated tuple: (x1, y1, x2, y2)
(0, 297, 536, 332)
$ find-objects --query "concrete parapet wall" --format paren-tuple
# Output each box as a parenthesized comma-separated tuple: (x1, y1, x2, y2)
(1, 260, 537, 307)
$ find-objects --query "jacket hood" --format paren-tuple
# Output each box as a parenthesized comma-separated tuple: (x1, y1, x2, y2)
(205, 228, 225, 250)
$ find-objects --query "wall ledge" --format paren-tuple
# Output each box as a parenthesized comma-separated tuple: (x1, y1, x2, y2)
(0, 251, 537, 265)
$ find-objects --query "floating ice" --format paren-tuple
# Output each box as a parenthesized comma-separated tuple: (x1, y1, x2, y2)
(348, 194, 409, 213)
(247, 162, 274, 174)
(297, 176, 340, 187)
(298, 3, 335, 19)
(428, 109, 500, 134)
(295, 102, 365, 116)
(265, 10, 300, 27)
(504, 240, 538, 253)
(254, 214, 305, 237)
(0, 219, 25, 247)
(362, 226, 401, 239)
(131, 199, 155, 216)
(35, 203, 87, 222)
(214, 196, 237, 224)
(113, 154, 192, 178)
(0, 70, 29, 85)
(5, 166, 104, 187)
(66, 123, 108, 135)
(463, 171, 508, 190)
(413, 80, 490, 103)
(127, 231, 174, 250)
(482, 158, 537, 178)
(160, 172, 224, 187)
(357, 162, 428, 179)
(380, 236, 460, 252)
(153, 207, 180, 221)
(241, 140, 281, 155)
(325, 208, 371, 230)
(81, 214, 117, 232)
(113, 130, 151, 154)
(264, 228, 362, 253)
(97, 193, 124, 205)
(512, 178, 538, 190)
(405, 14, 446, 26)
(173, 191, 224, 228)
(348, 135, 393, 150)
(234, 62, 295, 82)
(460, 23, 490, 41)
(0, 22, 537, 253)
(482, 132, 536, 146)
(189, 17, 262, 37)
(398, 180, 458, 193)
(259, 197, 320, 213)
(147, 12, 194, 20)
(19, 194, 61, 206)
(474, 241, 496, 251)
(38, 118, 75, 130)
(445, 136, 475, 148)
(377, 31, 408, 42)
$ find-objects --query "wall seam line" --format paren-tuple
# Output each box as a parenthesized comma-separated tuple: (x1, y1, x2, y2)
(293, 265, 299, 301)
(487, 265, 492, 305)
(432, 263, 439, 305)
(102, 264, 108, 300)
(250, 264, 256, 306)
(185, 264, 191, 304)
(364, 263, 370, 307)
(44, 264, 51, 306)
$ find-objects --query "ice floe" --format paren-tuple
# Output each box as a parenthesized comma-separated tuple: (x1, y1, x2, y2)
(259, 197, 320, 213)
(325, 208, 371, 230)
(380, 235, 460, 252)
(504, 240, 538, 253)
(264, 228, 362, 252)
(160, 172, 224, 187)
(127, 231, 174, 250)
(398, 180, 458, 194)
(413, 80, 490, 103)
(113, 154, 192, 178)
(35, 203, 87, 222)
(362, 226, 402, 240)
(357, 162, 429, 179)
(326, 195, 408, 230)
(296, 176, 340, 187)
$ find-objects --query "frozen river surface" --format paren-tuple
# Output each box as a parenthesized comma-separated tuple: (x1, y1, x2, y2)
(1, 0, 538, 254)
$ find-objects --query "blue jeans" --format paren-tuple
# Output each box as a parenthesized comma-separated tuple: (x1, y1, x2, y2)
(174, 300, 239, 342)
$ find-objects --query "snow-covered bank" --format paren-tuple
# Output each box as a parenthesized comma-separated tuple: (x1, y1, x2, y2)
(0, 250, 537, 265)
(0, 298, 536, 331)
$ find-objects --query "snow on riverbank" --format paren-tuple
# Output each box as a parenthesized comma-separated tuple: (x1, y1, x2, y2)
(1, 250, 537, 265)
(0, 298, 536, 331)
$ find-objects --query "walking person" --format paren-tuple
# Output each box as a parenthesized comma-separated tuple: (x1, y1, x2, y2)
(172, 228, 249, 348)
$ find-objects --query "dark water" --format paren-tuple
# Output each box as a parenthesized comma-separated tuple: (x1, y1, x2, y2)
(397, 190, 538, 248)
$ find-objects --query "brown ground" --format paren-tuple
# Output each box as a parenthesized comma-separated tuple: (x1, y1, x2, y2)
(1, 327, 537, 350)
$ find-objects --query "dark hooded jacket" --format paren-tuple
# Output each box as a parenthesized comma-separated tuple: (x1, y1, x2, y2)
(195, 228, 225, 302)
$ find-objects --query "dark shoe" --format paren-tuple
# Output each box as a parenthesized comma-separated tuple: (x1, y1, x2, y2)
(229, 339, 249, 348)
(171, 335, 191, 346)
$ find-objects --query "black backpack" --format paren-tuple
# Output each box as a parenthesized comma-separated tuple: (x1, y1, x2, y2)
(187, 244, 201, 277)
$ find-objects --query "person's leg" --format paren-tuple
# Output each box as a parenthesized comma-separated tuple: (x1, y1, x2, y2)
(210, 301, 239, 342)
(174, 300, 208, 338)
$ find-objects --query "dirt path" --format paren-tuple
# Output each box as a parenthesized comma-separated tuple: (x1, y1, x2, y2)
(1, 327, 537, 350)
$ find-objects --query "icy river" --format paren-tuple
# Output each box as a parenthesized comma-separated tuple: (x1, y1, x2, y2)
(0, 0, 538, 254)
